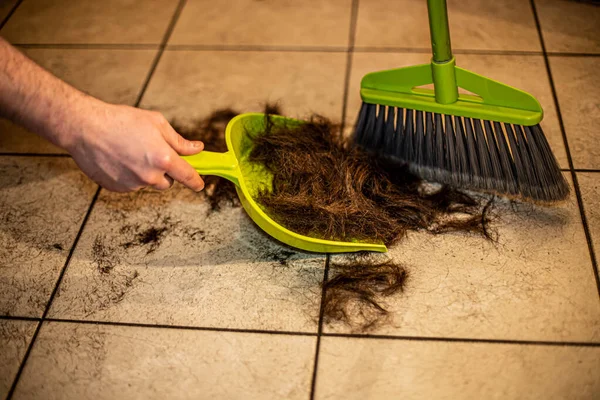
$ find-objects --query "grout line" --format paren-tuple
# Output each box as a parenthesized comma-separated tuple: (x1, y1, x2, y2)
(0, 152, 70, 157)
(133, 0, 187, 107)
(339, 0, 360, 137)
(562, 168, 600, 174)
(1, 314, 318, 337)
(353, 46, 434, 54)
(355, 47, 541, 56)
(166, 44, 348, 53)
(5, 186, 101, 400)
(9, 42, 599, 58)
(0, 315, 41, 322)
(547, 52, 600, 58)
(0, 0, 23, 30)
(3, 314, 599, 347)
(309, 255, 331, 400)
(572, 171, 600, 292)
(40, 187, 101, 322)
(2, 321, 41, 400)
(43, 318, 318, 337)
(15, 43, 160, 50)
(324, 333, 600, 347)
(530, 0, 600, 298)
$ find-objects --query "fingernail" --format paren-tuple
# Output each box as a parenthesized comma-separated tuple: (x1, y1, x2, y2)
(193, 141, 204, 149)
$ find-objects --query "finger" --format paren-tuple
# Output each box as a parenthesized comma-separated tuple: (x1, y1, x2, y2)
(165, 152, 205, 192)
(152, 174, 175, 191)
(162, 124, 204, 156)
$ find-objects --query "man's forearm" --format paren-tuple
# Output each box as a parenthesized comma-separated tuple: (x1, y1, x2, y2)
(0, 37, 98, 150)
(0, 37, 206, 193)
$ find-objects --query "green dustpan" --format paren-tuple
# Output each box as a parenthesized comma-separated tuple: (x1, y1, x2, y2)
(181, 113, 387, 254)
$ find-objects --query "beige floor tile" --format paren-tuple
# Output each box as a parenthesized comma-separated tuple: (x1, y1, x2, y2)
(536, 0, 600, 53)
(23, 48, 158, 106)
(550, 56, 599, 169)
(0, 320, 37, 399)
(327, 176, 600, 342)
(0, 157, 97, 317)
(169, 0, 351, 47)
(0, 48, 157, 153)
(48, 184, 325, 332)
(577, 172, 600, 276)
(140, 50, 347, 123)
(0, 0, 18, 23)
(315, 337, 600, 400)
(346, 52, 568, 168)
(355, 0, 540, 51)
(14, 321, 315, 400)
(1, 0, 178, 44)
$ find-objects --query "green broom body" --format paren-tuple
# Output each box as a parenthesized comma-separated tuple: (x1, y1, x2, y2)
(353, 0, 569, 202)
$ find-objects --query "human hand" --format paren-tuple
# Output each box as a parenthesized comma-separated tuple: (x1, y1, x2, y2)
(60, 100, 205, 192)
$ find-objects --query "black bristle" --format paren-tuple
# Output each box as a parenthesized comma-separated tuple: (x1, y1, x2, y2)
(473, 119, 495, 191)
(352, 102, 568, 201)
(444, 115, 456, 179)
(464, 118, 481, 187)
(453, 116, 470, 186)
(505, 123, 534, 199)
(434, 113, 445, 173)
(424, 112, 435, 170)
(356, 103, 376, 147)
(414, 111, 425, 167)
(523, 125, 569, 201)
(353, 102, 369, 144)
(383, 107, 396, 156)
(369, 105, 386, 150)
(514, 124, 542, 200)
(494, 122, 518, 195)
(528, 125, 569, 200)
(402, 109, 414, 162)
(393, 108, 405, 157)
(483, 120, 506, 193)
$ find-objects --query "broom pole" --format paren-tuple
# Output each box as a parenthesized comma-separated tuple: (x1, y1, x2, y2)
(427, 0, 458, 104)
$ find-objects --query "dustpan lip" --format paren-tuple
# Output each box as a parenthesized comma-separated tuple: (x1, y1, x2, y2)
(226, 113, 387, 254)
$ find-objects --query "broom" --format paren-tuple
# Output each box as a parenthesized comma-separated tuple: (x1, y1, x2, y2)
(352, 0, 569, 202)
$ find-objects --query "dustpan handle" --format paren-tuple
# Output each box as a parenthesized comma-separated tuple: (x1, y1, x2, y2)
(181, 151, 240, 186)
(427, 0, 453, 63)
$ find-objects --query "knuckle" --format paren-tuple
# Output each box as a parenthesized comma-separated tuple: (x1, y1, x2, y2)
(150, 111, 167, 125)
(153, 181, 168, 190)
(139, 172, 156, 185)
(182, 171, 196, 183)
(153, 152, 173, 170)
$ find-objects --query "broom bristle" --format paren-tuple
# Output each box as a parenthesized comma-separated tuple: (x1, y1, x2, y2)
(353, 102, 569, 202)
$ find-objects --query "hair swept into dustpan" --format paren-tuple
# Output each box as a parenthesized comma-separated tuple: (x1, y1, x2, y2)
(247, 110, 496, 246)
(174, 106, 497, 332)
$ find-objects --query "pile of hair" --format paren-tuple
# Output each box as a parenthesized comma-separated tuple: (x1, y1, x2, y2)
(247, 112, 495, 246)
(173, 106, 496, 332)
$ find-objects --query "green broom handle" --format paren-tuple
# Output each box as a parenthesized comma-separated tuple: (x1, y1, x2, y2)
(427, 0, 453, 62)
(427, 0, 458, 104)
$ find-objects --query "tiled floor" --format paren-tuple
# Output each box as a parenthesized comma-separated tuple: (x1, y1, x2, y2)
(1, 1, 599, 399)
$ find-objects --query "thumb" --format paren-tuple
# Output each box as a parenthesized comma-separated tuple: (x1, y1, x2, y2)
(163, 125, 204, 156)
